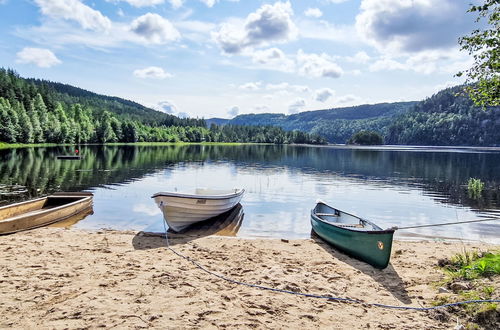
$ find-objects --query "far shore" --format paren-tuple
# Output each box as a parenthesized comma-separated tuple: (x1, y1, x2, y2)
(0, 227, 498, 328)
(2, 141, 500, 152)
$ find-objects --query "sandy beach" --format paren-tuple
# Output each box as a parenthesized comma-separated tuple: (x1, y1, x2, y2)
(0, 227, 498, 329)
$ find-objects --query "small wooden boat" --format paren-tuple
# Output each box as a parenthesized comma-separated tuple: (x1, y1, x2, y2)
(0, 192, 93, 234)
(311, 201, 394, 269)
(152, 188, 244, 232)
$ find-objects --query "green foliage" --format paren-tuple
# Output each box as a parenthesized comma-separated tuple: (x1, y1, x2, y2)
(457, 0, 500, 107)
(386, 86, 500, 146)
(347, 130, 383, 145)
(0, 68, 325, 145)
(468, 178, 485, 199)
(228, 102, 415, 144)
(444, 250, 500, 280)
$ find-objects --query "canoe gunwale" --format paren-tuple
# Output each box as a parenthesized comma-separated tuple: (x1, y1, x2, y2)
(312, 202, 394, 234)
(311, 201, 394, 269)
(151, 189, 245, 201)
(310, 213, 395, 235)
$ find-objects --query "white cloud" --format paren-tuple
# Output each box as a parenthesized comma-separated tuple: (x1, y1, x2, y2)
(213, 1, 297, 54)
(170, 0, 184, 8)
(109, 0, 166, 7)
(356, 0, 477, 54)
(433, 81, 460, 94)
(304, 8, 322, 18)
(199, 0, 217, 7)
(327, 0, 349, 3)
(298, 19, 358, 44)
(265, 82, 309, 93)
(174, 20, 216, 43)
(253, 105, 271, 113)
(34, 0, 111, 31)
(155, 100, 177, 114)
(133, 66, 173, 79)
(288, 98, 306, 114)
(348, 51, 370, 63)
(369, 50, 468, 75)
(314, 88, 334, 102)
(227, 106, 239, 117)
(133, 203, 161, 216)
(238, 82, 261, 91)
(16, 47, 61, 68)
(177, 112, 189, 118)
(250, 47, 294, 72)
(297, 49, 343, 78)
(369, 58, 406, 72)
(337, 94, 358, 104)
(130, 13, 180, 44)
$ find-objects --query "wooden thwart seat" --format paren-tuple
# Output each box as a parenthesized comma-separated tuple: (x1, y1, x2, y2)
(334, 223, 364, 228)
(316, 213, 339, 217)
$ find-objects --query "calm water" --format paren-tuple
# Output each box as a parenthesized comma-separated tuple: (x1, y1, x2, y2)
(1, 144, 499, 243)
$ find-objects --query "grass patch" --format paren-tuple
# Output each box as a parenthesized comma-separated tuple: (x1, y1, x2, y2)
(444, 250, 500, 281)
(433, 249, 499, 329)
(0, 142, 60, 149)
(467, 178, 485, 199)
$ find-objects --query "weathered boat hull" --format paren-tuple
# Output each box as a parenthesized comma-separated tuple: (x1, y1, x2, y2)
(152, 188, 244, 232)
(0, 192, 93, 234)
(311, 202, 394, 269)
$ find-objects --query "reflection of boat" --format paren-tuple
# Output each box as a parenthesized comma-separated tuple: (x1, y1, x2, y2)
(0, 192, 93, 234)
(169, 203, 244, 237)
(132, 204, 244, 250)
(56, 155, 81, 160)
(311, 201, 394, 269)
(152, 188, 244, 232)
(48, 206, 94, 228)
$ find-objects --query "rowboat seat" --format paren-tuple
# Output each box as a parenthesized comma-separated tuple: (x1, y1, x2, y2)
(316, 213, 339, 217)
(335, 223, 364, 228)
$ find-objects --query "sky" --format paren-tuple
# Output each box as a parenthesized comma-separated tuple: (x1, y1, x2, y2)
(0, 0, 482, 119)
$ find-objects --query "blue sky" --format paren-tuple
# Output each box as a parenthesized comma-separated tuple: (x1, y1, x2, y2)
(0, 0, 480, 119)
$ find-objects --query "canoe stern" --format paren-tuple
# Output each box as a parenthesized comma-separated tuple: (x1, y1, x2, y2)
(311, 212, 394, 269)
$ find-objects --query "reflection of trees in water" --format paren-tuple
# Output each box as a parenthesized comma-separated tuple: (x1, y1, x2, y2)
(0, 145, 499, 209)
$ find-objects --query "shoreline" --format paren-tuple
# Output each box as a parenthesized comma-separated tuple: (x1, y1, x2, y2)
(1, 227, 498, 328)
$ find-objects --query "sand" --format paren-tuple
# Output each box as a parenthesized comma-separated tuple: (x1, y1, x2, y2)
(0, 227, 497, 329)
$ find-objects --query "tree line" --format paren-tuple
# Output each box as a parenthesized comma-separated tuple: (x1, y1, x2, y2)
(0, 68, 326, 145)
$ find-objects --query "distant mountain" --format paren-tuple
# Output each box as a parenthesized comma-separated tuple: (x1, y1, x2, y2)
(0, 69, 324, 145)
(386, 86, 500, 146)
(214, 102, 417, 143)
(26, 77, 204, 127)
(207, 87, 500, 146)
(205, 118, 229, 127)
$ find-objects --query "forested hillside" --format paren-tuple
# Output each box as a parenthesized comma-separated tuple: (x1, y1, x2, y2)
(218, 87, 499, 146)
(0, 69, 325, 145)
(386, 86, 500, 146)
(224, 102, 416, 143)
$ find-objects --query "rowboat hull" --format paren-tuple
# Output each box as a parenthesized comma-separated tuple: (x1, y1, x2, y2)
(0, 192, 93, 234)
(152, 188, 244, 232)
(311, 202, 394, 269)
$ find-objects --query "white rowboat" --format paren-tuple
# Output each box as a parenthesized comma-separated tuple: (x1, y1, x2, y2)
(152, 188, 244, 232)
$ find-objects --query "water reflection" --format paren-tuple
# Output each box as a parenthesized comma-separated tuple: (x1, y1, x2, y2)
(132, 203, 244, 250)
(0, 145, 499, 243)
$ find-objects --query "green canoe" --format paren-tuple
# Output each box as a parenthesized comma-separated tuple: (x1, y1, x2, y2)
(311, 201, 395, 269)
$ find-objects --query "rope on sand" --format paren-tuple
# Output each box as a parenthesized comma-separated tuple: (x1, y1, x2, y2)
(162, 220, 500, 311)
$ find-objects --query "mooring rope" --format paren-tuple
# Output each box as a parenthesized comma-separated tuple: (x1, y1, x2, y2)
(162, 219, 499, 311)
(394, 216, 500, 230)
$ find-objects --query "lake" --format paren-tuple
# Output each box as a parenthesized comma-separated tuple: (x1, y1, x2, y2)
(1, 144, 499, 243)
